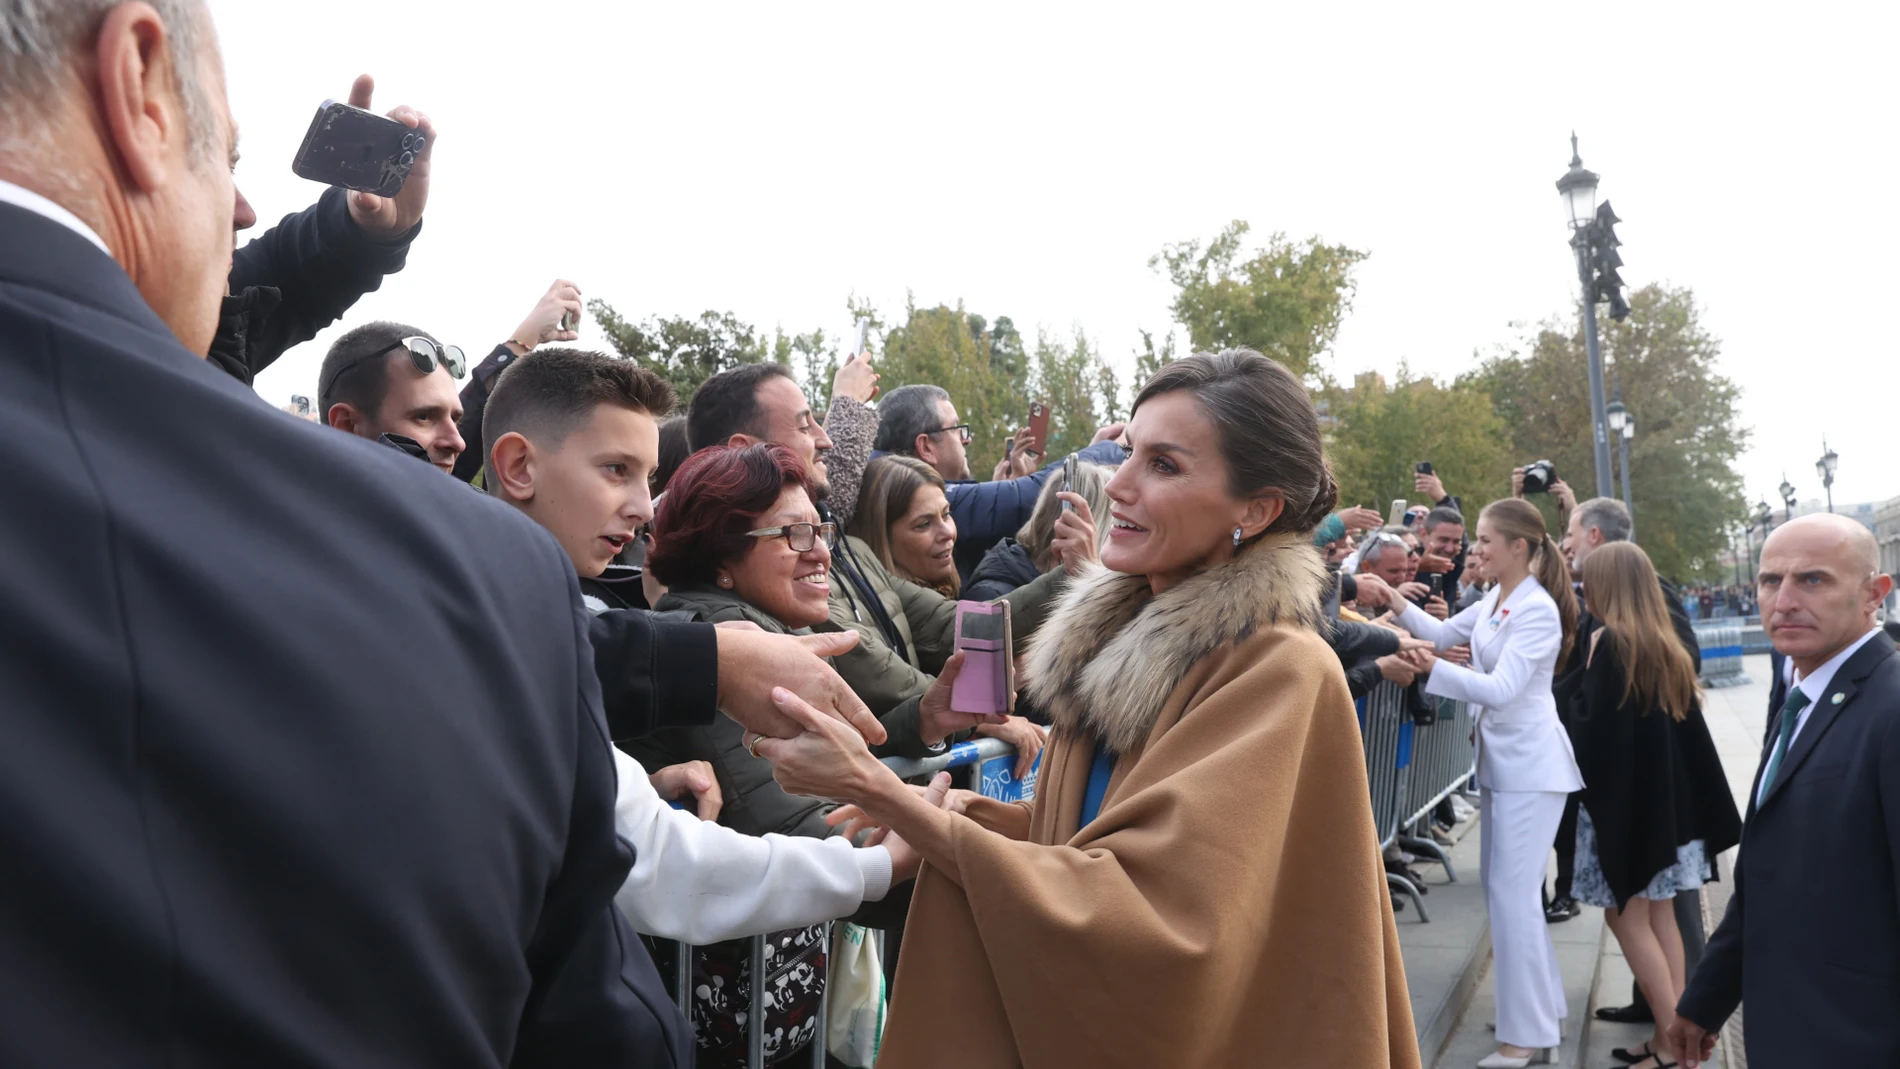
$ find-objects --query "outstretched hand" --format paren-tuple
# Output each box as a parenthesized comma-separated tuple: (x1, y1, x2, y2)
(713, 626, 886, 745)
(648, 761, 723, 821)
(752, 685, 891, 803)
(343, 74, 435, 238)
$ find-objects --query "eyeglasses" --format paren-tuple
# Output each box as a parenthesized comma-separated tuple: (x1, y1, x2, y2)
(319, 336, 467, 398)
(925, 423, 972, 445)
(745, 521, 837, 553)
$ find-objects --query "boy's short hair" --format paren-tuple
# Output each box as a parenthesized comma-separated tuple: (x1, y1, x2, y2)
(481, 348, 676, 486)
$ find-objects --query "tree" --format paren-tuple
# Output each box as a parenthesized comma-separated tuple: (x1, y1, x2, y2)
(875, 297, 1025, 476)
(1321, 366, 1515, 516)
(1131, 328, 1177, 393)
(1027, 327, 1123, 463)
(772, 327, 838, 416)
(1461, 284, 1747, 581)
(1151, 220, 1368, 380)
(588, 300, 766, 402)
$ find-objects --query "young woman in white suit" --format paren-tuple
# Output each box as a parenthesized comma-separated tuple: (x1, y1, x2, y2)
(1360, 498, 1581, 1068)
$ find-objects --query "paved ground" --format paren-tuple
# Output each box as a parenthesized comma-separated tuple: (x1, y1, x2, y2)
(1416, 655, 1773, 1069)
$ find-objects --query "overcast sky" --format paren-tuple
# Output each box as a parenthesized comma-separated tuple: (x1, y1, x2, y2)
(215, 0, 1900, 512)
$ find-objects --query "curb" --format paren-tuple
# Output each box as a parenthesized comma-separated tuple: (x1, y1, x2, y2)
(1419, 923, 1491, 1067)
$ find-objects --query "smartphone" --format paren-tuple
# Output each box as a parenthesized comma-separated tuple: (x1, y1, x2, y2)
(951, 601, 1015, 715)
(1415, 461, 1434, 476)
(560, 309, 579, 333)
(852, 320, 870, 358)
(1060, 453, 1078, 512)
(1387, 499, 1408, 529)
(291, 100, 422, 197)
(1026, 401, 1051, 453)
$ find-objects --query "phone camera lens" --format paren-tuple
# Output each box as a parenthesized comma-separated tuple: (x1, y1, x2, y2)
(400, 133, 415, 150)
(399, 151, 415, 167)
(411, 136, 425, 152)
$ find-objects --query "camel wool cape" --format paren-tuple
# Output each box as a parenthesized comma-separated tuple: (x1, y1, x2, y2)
(878, 533, 1419, 1068)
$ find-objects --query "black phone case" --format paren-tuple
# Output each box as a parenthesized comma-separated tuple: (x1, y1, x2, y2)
(291, 103, 420, 197)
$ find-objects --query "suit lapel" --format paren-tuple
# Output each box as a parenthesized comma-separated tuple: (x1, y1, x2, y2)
(1757, 633, 1896, 812)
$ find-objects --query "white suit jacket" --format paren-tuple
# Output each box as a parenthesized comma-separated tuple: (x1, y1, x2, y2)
(1397, 575, 1583, 793)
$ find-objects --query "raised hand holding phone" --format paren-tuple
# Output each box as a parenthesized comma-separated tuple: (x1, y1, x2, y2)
(331, 75, 435, 238)
(510, 279, 583, 351)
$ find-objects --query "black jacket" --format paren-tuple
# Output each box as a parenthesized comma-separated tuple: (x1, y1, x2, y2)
(965, 537, 1043, 601)
(453, 342, 520, 483)
(0, 202, 686, 1066)
(212, 186, 420, 385)
(1565, 640, 1740, 907)
(1679, 633, 1900, 1064)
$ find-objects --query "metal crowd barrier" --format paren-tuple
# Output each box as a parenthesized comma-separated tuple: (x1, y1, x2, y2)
(1358, 682, 1476, 922)
(1695, 622, 1748, 687)
(662, 736, 1039, 1067)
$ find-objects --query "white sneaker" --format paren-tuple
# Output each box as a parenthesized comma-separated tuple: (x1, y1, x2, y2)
(1475, 1050, 1551, 1068)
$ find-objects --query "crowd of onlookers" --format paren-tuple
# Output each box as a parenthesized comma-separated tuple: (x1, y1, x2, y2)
(1684, 583, 1757, 620)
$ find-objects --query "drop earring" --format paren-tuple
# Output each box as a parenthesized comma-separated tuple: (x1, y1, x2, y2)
(1232, 526, 1244, 547)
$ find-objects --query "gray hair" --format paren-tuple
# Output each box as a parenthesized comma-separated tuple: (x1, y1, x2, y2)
(1574, 497, 1632, 544)
(1, 0, 217, 163)
(873, 384, 952, 456)
(1017, 460, 1113, 570)
(1358, 530, 1409, 568)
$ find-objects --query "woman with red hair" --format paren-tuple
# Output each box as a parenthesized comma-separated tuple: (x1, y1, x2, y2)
(627, 443, 995, 1067)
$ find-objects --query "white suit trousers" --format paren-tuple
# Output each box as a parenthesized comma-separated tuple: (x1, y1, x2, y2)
(1481, 787, 1568, 1049)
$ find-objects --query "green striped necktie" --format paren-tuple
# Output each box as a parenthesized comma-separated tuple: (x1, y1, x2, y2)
(1758, 688, 1813, 807)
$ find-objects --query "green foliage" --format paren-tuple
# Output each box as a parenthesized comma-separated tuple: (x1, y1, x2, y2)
(1132, 328, 1177, 394)
(771, 327, 839, 416)
(1321, 366, 1515, 515)
(588, 299, 766, 401)
(1028, 328, 1123, 463)
(1461, 284, 1748, 582)
(873, 298, 1026, 476)
(1151, 220, 1368, 379)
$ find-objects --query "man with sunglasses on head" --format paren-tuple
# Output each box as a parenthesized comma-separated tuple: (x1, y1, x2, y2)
(317, 321, 468, 472)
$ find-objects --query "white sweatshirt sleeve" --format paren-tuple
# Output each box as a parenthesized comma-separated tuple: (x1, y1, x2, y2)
(610, 749, 891, 945)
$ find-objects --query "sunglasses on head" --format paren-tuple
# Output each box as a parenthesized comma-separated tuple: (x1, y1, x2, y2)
(320, 336, 466, 398)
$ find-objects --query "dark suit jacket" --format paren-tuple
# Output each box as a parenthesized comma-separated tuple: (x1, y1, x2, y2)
(1678, 631, 1900, 1065)
(0, 202, 688, 1066)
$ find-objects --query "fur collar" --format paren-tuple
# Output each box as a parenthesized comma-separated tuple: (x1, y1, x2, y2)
(1022, 531, 1329, 755)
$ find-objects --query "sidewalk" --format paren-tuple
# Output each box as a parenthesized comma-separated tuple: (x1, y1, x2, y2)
(1575, 653, 1771, 1069)
(1415, 655, 1773, 1069)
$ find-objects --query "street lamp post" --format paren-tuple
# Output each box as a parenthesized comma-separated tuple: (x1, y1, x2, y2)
(1780, 475, 1797, 523)
(1817, 439, 1839, 514)
(1605, 378, 1634, 518)
(1557, 134, 1616, 499)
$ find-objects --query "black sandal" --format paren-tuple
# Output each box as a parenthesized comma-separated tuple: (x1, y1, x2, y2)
(1610, 1044, 1652, 1064)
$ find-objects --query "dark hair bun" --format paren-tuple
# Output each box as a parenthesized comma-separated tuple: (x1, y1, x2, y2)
(1296, 469, 1340, 531)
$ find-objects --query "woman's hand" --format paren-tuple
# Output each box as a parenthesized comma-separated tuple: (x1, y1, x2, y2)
(975, 716, 1048, 780)
(1376, 653, 1417, 686)
(1050, 494, 1100, 576)
(831, 351, 881, 403)
(746, 688, 891, 804)
(1441, 644, 1472, 666)
(1354, 573, 1397, 609)
(827, 777, 980, 842)
(649, 761, 723, 821)
(875, 773, 953, 884)
(918, 652, 1009, 745)
(1339, 505, 1384, 533)
(1402, 648, 1439, 674)
(1396, 634, 1435, 653)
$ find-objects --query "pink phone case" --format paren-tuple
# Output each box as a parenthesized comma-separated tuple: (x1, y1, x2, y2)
(951, 601, 1015, 715)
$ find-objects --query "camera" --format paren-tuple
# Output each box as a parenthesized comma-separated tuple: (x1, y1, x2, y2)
(1521, 460, 1556, 495)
